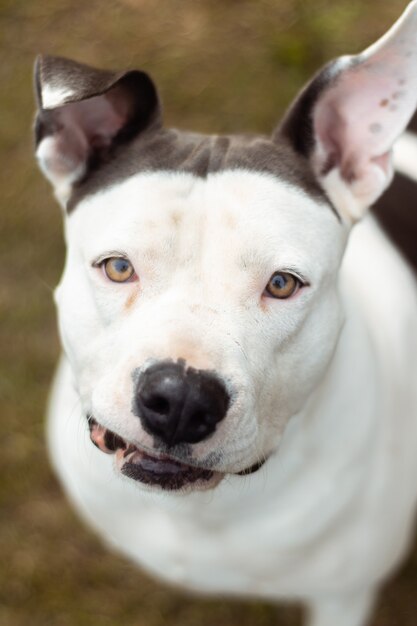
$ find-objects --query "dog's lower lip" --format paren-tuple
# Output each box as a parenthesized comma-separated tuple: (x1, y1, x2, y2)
(118, 446, 216, 490)
(120, 447, 215, 490)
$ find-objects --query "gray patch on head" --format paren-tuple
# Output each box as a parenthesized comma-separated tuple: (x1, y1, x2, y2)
(67, 127, 331, 212)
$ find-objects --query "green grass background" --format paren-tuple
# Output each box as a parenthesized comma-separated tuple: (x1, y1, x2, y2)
(1, 1, 417, 624)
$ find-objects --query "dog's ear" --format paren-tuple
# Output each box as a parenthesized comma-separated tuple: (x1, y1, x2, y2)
(34, 55, 161, 205)
(276, 1, 417, 224)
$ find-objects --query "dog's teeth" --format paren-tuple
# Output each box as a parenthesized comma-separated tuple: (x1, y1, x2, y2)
(123, 444, 136, 458)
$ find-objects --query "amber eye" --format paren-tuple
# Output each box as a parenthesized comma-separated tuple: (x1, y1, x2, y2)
(264, 272, 300, 299)
(102, 257, 135, 283)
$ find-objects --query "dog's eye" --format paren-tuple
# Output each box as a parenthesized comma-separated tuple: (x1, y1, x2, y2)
(102, 257, 135, 283)
(264, 272, 300, 299)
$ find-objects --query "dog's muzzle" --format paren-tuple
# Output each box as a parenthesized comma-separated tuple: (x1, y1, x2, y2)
(87, 357, 263, 491)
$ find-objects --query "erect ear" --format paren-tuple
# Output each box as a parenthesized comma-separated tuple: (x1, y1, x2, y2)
(276, 1, 417, 224)
(34, 55, 161, 206)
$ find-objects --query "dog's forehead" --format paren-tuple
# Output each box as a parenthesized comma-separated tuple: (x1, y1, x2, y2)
(67, 128, 331, 213)
(69, 169, 343, 275)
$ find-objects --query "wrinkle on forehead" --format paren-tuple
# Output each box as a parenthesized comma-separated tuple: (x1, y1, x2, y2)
(67, 127, 330, 212)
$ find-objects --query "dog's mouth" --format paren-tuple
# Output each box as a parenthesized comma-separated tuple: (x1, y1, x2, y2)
(88, 417, 220, 491)
(88, 416, 265, 491)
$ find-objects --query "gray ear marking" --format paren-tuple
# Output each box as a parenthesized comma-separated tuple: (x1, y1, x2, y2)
(35, 54, 116, 110)
(33, 55, 161, 206)
(276, 56, 357, 160)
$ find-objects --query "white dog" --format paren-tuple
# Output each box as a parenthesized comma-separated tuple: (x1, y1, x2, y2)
(34, 3, 417, 625)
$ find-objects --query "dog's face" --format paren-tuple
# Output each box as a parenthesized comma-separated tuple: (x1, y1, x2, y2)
(35, 3, 417, 491)
(56, 166, 346, 486)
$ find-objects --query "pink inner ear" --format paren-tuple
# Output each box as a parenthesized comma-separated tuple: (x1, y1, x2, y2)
(36, 89, 132, 193)
(315, 63, 415, 182)
(315, 66, 415, 179)
(62, 93, 127, 148)
(313, 0, 417, 195)
(35, 58, 160, 200)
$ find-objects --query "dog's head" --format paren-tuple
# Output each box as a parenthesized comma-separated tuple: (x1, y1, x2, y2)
(35, 3, 417, 491)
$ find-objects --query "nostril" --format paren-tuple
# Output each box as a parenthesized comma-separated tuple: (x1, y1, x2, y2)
(184, 409, 218, 440)
(142, 395, 171, 416)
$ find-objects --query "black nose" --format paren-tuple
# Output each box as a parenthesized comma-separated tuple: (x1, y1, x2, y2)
(135, 360, 230, 446)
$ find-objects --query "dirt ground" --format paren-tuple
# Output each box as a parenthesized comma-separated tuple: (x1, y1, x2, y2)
(1, 1, 417, 624)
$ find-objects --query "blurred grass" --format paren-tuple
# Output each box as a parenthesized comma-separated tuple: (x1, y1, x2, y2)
(1, 0, 416, 624)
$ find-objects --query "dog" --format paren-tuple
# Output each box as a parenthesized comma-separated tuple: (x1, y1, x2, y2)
(34, 3, 417, 625)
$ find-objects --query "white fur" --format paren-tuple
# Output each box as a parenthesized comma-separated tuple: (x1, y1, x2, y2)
(394, 130, 417, 181)
(42, 83, 75, 109)
(36, 136, 86, 206)
(47, 162, 417, 626)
